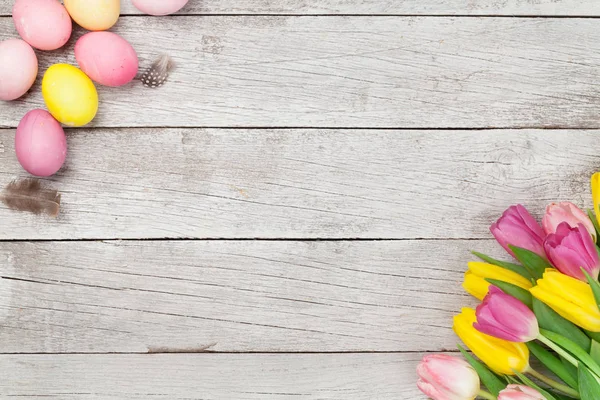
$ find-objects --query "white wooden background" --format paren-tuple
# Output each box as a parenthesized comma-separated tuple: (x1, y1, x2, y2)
(0, 1, 596, 398)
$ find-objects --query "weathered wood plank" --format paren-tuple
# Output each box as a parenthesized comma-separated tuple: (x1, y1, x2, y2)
(0, 353, 424, 399)
(1, 17, 600, 128)
(0, 240, 489, 353)
(0, 1, 598, 16)
(0, 128, 596, 240)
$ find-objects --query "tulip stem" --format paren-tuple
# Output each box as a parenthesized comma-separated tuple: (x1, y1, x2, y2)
(477, 390, 496, 400)
(528, 368, 581, 398)
(537, 333, 579, 367)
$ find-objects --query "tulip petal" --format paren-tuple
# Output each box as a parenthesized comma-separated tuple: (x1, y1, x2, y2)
(542, 202, 595, 238)
(453, 308, 530, 375)
(416, 354, 480, 400)
(491, 205, 546, 259)
(515, 204, 546, 239)
(463, 271, 489, 301)
(468, 262, 533, 290)
(548, 245, 588, 280)
(544, 223, 600, 281)
(416, 380, 446, 400)
(531, 272, 600, 332)
(474, 286, 539, 342)
(498, 384, 547, 400)
(458, 344, 505, 396)
(540, 270, 597, 310)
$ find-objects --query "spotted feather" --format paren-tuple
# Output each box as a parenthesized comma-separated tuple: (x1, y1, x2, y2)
(141, 54, 175, 88)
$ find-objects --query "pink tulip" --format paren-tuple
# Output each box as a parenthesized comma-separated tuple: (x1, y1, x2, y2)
(542, 202, 596, 240)
(490, 205, 546, 259)
(498, 384, 547, 400)
(544, 222, 600, 281)
(416, 354, 480, 400)
(474, 286, 539, 342)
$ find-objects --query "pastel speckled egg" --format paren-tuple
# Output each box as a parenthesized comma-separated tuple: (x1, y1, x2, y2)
(64, 0, 120, 31)
(75, 32, 138, 87)
(15, 109, 67, 177)
(12, 0, 72, 51)
(132, 0, 189, 15)
(42, 64, 98, 127)
(0, 39, 38, 101)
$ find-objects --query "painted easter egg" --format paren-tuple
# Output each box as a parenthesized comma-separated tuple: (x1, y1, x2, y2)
(0, 39, 38, 101)
(42, 64, 98, 127)
(12, 0, 72, 51)
(64, 0, 120, 31)
(15, 109, 67, 177)
(75, 32, 138, 87)
(132, 0, 189, 16)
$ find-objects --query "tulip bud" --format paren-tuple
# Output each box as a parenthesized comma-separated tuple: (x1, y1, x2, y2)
(416, 354, 480, 400)
(453, 308, 530, 375)
(463, 262, 532, 301)
(474, 286, 539, 342)
(498, 384, 547, 400)
(544, 222, 600, 281)
(490, 205, 546, 259)
(530, 269, 600, 332)
(542, 201, 596, 240)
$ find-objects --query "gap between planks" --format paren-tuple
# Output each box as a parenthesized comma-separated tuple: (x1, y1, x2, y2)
(2, 127, 599, 130)
(2, 14, 600, 18)
(0, 350, 454, 355)
(0, 238, 491, 243)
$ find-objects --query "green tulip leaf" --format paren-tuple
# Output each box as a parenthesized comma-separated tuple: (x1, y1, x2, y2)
(546, 391, 577, 400)
(506, 375, 520, 385)
(591, 340, 600, 367)
(486, 279, 533, 308)
(527, 341, 578, 390)
(509, 246, 552, 280)
(583, 270, 600, 313)
(585, 330, 600, 344)
(562, 356, 580, 386)
(457, 344, 505, 396)
(541, 329, 600, 378)
(514, 371, 559, 400)
(534, 299, 591, 352)
(586, 209, 600, 245)
(578, 364, 600, 400)
(471, 251, 534, 279)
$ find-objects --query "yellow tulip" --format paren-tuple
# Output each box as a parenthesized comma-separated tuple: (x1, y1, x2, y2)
(463, 262, 533, 301)
(592, 173, 600, 230)
(453, 308, 530, 375)
(530, 269, 600, 332)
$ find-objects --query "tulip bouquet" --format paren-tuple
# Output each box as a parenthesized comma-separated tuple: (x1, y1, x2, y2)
(417, 173, 600, 400)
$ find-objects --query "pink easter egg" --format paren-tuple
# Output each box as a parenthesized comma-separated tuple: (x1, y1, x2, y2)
(132, 0, 189, 16)
(15, 109, 67, 177)
(75, 32, 139, 87)
(12, 0, 72, 51)
(0, 39, 38, 101)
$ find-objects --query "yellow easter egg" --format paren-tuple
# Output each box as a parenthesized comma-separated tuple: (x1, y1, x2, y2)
(64, 0, 120, 31)
(42, 64, 98, 127)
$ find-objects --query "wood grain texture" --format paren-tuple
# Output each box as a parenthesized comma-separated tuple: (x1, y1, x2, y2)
(2, 17, 600, 128)
(0, 128, 596, 240)
(0, 1, 599, 16)
(0, 353, 423, 399)
(0, 239, 493, 353)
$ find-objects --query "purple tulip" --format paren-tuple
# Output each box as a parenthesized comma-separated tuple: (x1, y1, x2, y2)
(474, 286, 539, 342)
(490, 205, 546, 259)
(544, 222, 600, 281)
